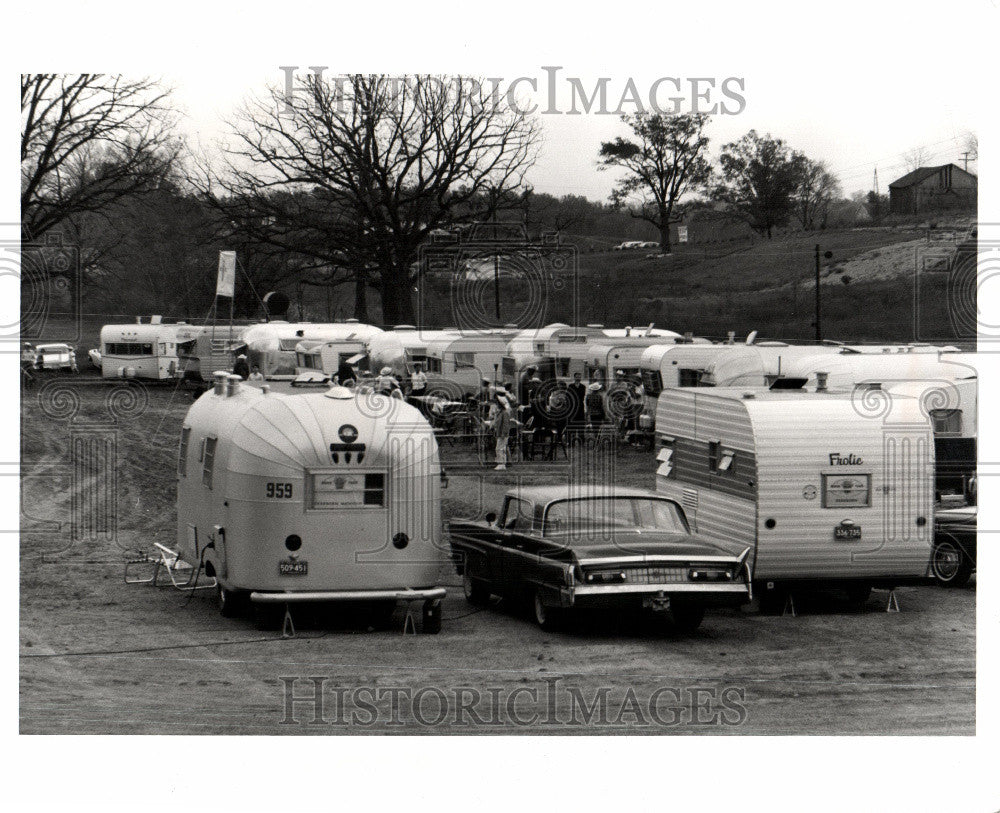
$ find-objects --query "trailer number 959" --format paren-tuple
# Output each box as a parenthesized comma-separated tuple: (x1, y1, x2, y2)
(265, 482, 294, 499)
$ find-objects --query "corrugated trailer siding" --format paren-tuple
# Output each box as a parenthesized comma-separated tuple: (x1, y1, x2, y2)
(749, 402, 933, 579)
(655, 390, 759, 567)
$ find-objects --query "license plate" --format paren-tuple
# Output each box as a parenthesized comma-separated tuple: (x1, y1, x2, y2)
(279, 560, 308, 576)
(834, 526, 862, 540)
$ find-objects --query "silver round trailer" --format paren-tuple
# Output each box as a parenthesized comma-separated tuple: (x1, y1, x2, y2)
(176, 374, 446, 623)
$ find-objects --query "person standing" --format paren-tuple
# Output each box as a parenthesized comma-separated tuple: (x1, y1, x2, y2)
(410, 362, 428, 397)
(568, 372, 587, 433)
(233, 353, 250, 380)
(375, 366, 400, 395)
(490, 393, 513, 471)
(518, 364, 537, 404)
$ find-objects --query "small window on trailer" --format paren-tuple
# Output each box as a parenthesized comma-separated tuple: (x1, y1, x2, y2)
(178, 427, 191, 476)
(641, 368, 662, 396)
(678, 368, 701, 387)
(453, 352, 475, 370)
(930, 409, 962, 437)
(202, 437, 217, 489)
(425, 357, 442, 373)
(708, 441, 735, 473)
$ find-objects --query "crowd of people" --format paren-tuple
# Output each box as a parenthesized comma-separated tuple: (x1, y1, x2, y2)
(230, 353, 644, 469)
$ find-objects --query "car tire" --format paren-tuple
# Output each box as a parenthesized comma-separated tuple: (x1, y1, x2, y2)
(218, 585, 250, 618)
(532, 591, 564, 631)
(462, 571, 491, 606)
(668, 602, 705, 633)
(932, 538, 974, 588)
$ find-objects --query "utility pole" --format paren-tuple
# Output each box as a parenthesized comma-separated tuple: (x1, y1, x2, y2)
(815, 244, 822, 342)
(814, 245, 833, 342)
(961, 151, 970, 171)
(493, 252, 501, 321)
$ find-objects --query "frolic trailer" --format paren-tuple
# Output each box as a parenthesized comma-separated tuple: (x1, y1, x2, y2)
(653, 387, 935, 612)
(176, 374, 447, 631)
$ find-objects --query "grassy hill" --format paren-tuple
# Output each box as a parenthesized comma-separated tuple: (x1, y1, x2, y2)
(27, 226, 973, 353)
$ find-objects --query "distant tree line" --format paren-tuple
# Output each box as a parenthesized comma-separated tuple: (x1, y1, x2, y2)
(21, 73, 945, 325)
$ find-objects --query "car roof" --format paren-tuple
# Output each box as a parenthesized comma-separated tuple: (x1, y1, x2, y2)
(504, 484, 664, 504)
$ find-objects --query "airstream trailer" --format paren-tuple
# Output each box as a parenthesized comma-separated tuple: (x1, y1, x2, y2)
(653, 387, 936, 612)
(242, 320, 384, 379)
(176, 375, 447, 631)
(100, 320, 189, 380)
(501, 323, 620, 384)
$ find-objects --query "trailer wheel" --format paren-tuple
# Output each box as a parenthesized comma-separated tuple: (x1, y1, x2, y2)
(218, 585, 250, 618)
(668, 602, 705, 633)
(932, 538, 974, 588)
(462, 572, 491, 606)
(421, 599, 442, 634)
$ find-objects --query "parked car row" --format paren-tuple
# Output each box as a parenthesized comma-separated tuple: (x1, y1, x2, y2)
(21, 342, 78, 372)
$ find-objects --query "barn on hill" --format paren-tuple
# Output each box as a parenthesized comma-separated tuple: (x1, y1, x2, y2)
(888, 163, 977, 215)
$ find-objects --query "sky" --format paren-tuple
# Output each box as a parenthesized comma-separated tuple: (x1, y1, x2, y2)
(169, 64, 978, 203)
(153, 0, 984, 205)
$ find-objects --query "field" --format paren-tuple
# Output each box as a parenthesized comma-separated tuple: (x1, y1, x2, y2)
(19, 378, 975, 734)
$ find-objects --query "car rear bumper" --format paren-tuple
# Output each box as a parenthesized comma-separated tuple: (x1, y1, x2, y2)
(562, 582, 749, 608)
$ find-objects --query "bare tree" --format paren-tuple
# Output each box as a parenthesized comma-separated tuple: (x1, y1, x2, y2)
(901, 146, 932, 173)
(200, 74, 539, 324)
(21, 74, 180, 240)
(599, 113, 711, 253)
(793, 157, 841, 230)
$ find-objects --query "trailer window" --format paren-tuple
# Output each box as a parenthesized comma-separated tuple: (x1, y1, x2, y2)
(202, 437, 217, 489)
(930, 409, 962, 437)
(641, 369, 663, 397)
(363, 473, 385, 506)
(678, 368, 701, 387)
(453, 352, 475, 370)
(178, 427, 191, 476)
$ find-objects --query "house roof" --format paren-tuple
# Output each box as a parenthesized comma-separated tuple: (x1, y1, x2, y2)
(888, 163, 977, 189)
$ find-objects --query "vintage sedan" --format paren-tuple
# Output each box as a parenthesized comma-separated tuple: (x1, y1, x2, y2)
(449, 485, 751, 631)
(932, 505, 976, 587)
(34, 343, 77, 372)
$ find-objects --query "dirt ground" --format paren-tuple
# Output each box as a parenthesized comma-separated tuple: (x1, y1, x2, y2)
(19, 377, 976, 734)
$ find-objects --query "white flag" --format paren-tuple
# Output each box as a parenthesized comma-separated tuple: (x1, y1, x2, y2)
(677, 226, 689, 243)
(216, 251, 237, 298)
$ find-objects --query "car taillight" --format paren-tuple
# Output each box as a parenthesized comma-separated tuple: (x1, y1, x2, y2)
(689, 568, 734, 582)
(585, 571, 627, 584)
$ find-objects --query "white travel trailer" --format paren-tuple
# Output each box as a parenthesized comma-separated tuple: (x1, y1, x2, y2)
(175, 323, 249, 382)
(176, 374, 447, 630)
(366, 327, 462, 381)
(781, 350, 978, 392)
(700, 343, 845, 387)
(500, 323, 663, 383)
(242, 320, 384, 379)
(421, 331, 517, 396)
(100, 320, 189, 380)
(294, 338, 370, 380)
(654, 387, 936, 611)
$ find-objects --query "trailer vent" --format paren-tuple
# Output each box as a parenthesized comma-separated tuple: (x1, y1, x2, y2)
(682, 488, 699, 511)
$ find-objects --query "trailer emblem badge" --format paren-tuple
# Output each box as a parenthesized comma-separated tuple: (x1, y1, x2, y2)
(802, 485, 817, 500)
(339, 424, 359, 443)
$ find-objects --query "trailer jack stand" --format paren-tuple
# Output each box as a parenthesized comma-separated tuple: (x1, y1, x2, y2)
(282, 604, 296, 638)
(782, 593, 797, 617)
(885, 590, 900, 613)
(403, 609, 418, 635)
